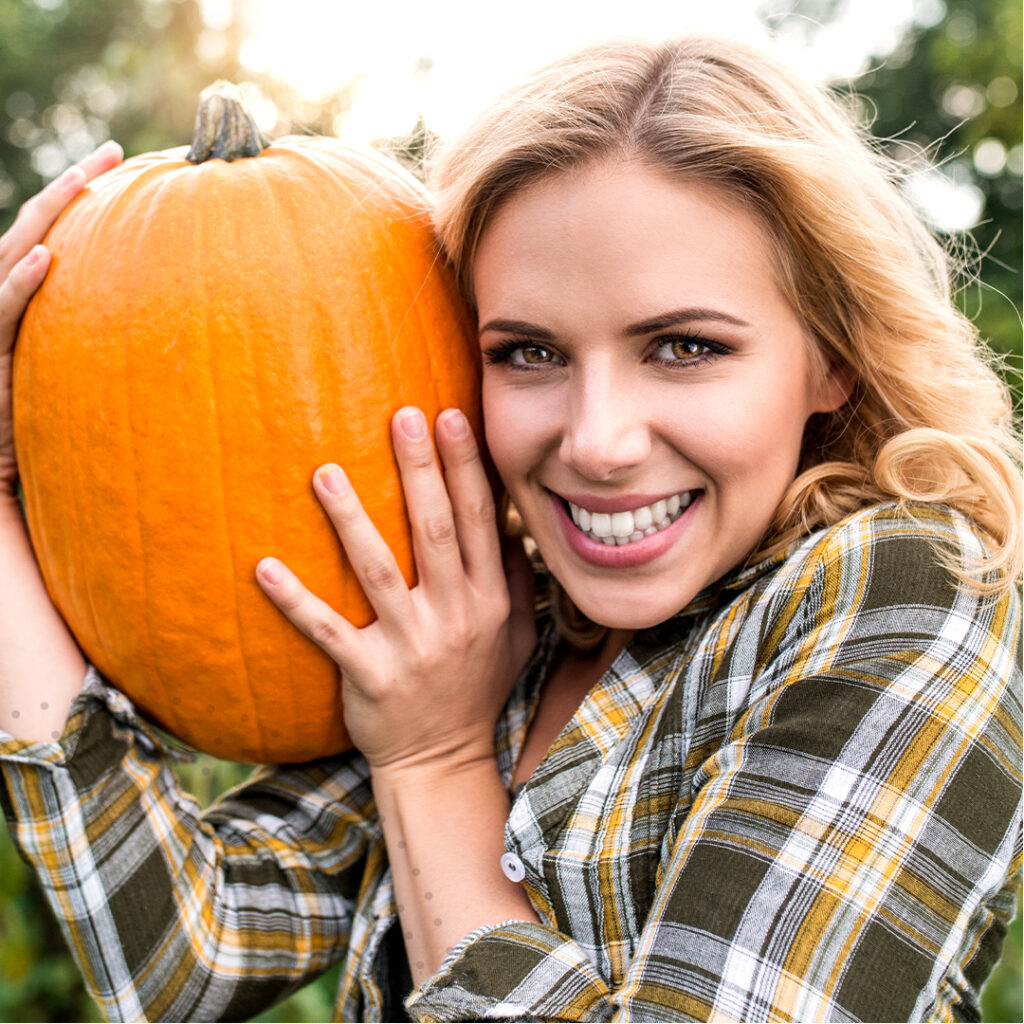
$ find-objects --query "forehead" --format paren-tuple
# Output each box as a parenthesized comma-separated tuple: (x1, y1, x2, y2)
(473, 159, 789, 326)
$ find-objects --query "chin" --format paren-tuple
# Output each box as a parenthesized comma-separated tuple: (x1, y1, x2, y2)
(562, 586, 688, 632)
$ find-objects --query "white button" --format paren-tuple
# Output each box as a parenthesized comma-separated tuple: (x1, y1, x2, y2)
(500, 852, 526, 883)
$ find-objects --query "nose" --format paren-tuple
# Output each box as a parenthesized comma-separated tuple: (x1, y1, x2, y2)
(559, 367, 651, 481)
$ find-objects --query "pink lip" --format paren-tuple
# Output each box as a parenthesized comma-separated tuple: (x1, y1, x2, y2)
(549, 490, 701, 569)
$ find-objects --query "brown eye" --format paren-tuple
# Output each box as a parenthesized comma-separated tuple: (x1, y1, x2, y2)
(516, 345, 555, 364)
(670, 338, 707, 359)
(651, 335, 719, 366)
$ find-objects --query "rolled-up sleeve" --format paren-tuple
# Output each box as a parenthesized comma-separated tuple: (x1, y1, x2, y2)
(0, 669, 374, 1022)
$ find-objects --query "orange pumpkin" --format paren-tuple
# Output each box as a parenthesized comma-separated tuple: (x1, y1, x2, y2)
(13, 83, 481, 763)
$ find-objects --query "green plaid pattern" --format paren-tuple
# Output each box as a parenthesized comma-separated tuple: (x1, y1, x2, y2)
(2, 503, 1020, 1022)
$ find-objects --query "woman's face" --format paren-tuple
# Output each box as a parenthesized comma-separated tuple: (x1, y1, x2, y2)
(474, 159, 847, 629)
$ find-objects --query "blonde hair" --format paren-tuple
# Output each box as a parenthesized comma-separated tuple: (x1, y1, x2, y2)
(430, 36, 1021, 625)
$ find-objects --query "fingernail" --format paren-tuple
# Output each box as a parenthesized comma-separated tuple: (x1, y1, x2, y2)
(23, 245, 45, 267)
(399, 408, 427, 440)
(258, 558, 283, 584)
(317, 463, 346, 494)
(96, 139, 122, 159)
(443, 409, 469, 439)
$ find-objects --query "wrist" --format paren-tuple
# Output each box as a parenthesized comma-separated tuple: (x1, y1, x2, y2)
(371, 743, 499, 796)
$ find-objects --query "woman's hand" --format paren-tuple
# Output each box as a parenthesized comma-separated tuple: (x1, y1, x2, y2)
(0, 141, 123, 497)
(257, 406, 537, 772)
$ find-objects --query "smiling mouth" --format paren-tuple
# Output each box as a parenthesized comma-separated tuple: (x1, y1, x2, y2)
(565, 491, 700, 546)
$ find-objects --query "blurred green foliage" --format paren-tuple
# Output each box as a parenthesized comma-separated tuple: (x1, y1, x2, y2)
(0, 0, 242, 216)
(848, 0, 1023, 406)
(1, 0, 1021, 1021)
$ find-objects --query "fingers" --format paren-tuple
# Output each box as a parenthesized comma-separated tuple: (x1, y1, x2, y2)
(268, 408, 501, 639)
(76, 139, 124, 182)
(389, 407, 466, 597)
(392, 406, 504, 599)
(433, 408, 505, 591)
(310, 462, 417, 625)
(255, 556, 364, 667)
(0, 246, 51, 357)
(0, 140, 123, 278)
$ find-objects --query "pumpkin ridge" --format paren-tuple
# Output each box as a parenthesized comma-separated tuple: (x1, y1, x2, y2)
(250, 160, 309, 763)
(127, 173, 186, 743)
(194, 175, 256, 760)
(15, 115, 479, 762)
(73, 185, 139, 695)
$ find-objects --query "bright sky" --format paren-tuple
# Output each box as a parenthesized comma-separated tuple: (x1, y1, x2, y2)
(211, 0, 940, 144)
(197, 0, 986, 229)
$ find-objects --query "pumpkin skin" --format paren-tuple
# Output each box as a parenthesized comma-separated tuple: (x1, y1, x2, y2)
(13, 129, 481, 763)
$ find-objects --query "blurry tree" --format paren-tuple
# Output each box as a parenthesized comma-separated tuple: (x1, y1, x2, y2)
(849, 0, 1023, 404)
(0, 0, 246, 228)
(763, 0, 1022, 405)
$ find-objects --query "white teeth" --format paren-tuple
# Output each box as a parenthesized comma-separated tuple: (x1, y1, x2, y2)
(566, 490, 698, 546)
(611, 511, 633, 537)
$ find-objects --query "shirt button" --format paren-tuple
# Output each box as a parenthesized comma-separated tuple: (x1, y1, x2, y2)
(500, 852, 526, 883)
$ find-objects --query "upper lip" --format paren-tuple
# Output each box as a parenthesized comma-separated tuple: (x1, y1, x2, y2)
(550, 488, 701, 514)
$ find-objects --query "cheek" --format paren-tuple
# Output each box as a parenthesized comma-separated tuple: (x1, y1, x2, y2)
(675, 380, 812, 484)
(482, 383, 533, 485)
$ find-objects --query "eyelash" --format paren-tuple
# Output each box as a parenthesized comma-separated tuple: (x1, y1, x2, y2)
(482, 333, 728, 370)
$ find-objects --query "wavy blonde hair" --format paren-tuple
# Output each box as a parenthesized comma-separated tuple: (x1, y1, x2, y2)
(429, 35, 1021, 624)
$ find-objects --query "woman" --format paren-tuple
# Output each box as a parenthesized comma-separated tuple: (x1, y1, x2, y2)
(1, 36, 1020, 1023)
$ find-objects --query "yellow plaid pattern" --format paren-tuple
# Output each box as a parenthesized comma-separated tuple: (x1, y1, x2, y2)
(2, 502, 1020, 1022)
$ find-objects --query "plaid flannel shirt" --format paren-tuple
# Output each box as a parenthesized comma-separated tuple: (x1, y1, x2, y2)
(1, 502, 1021, 1022)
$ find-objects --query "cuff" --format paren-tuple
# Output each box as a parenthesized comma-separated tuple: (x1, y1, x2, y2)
(406, 920, 611, 1022)
(0, 665, 190, 771)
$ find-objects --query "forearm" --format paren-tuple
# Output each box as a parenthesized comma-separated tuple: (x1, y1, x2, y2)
(372, 754, 540, 985)
(0, 497, 85, 740)
(2, 687, 367, 1021)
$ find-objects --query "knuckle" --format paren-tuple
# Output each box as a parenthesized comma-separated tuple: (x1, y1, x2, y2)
(362, 556, 403, 592)
(407, 447, 436, 471)
(460, 494, 496, 527)
(443, 610, 478, 650)
(309, 617, 344, 649)
(451, 440, 482, 466)
(422, 512, 458, 547)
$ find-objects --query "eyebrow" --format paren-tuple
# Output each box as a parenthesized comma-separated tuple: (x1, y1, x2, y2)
(623, 308, 751, 336)
(478, 307, 750, 339)
(477, 318, 555, 339)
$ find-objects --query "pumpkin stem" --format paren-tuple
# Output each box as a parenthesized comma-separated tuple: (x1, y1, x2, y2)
(185, 80, 270, 164)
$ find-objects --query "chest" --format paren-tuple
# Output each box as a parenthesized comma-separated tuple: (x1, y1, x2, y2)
(511, 638, 627, 789)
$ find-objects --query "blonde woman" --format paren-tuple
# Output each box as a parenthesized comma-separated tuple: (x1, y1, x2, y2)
(1, 36, 1020, 1023)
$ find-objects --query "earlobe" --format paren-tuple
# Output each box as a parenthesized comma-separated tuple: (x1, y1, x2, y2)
(815, 362, 855, 414)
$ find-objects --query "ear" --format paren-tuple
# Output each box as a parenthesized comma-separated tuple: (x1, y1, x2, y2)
(812, 361, 855, 415)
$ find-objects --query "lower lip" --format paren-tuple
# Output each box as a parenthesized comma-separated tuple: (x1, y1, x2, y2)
(551, 492, 701, 569)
